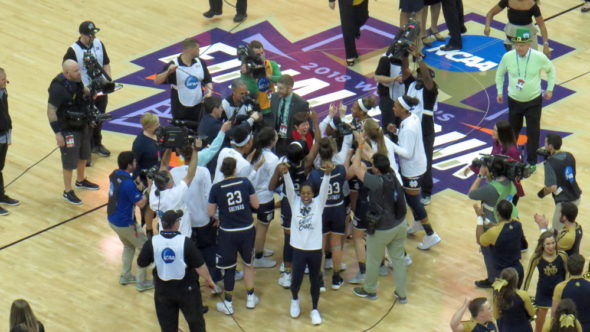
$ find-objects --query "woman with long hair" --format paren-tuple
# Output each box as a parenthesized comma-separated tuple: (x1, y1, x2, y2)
(493, 267, 535, 331)
(522, 231, 568, 332)
(9, 299, 44, 332)
(544, 299, 583, 332)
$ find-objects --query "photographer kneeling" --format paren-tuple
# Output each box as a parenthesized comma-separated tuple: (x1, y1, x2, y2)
(350, 149, 408, 303)
(47, 60, 99, 205)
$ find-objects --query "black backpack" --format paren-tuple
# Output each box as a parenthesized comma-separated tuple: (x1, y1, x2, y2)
(366, 172, 407, 234)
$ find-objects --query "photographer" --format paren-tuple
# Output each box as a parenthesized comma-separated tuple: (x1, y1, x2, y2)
(47, 60, 99, 205)
(107, 151, 153, 292)
(0, 68, 20, 215)
(350, 152, 408, 304)
(538, 133, 581, 231)
(155, 38, 213, 131)
(270, 74, 310, 156)
(148, 139, 202, 237)
(240, 41, 281, 123)
(468, 158, 518, 288)
(63, 21, 112, 158)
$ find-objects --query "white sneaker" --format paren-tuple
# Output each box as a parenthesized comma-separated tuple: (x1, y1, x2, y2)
(379, 265, 389, 276)
(254, 257, 277, 268)
(304, 265, 309, 274)
(278, 272, 292, 288)
(290, 299, 300, 318)
(280, 262, 285, 273)
(324, 258, 333, 270)
(263, 248, 274, 257)
(246, 293, 259, 309)
(407, 221, 423, 235)
(418, 232, 442, 250)
(349, 272, 366, 284)
(211, 283, 223, 295)
(310, 309, 322, 325)
(404, 253, 413, 266)
(420, 196, 431, 205)
(216, 300, 234, 315)
(235, 270, 244, 281)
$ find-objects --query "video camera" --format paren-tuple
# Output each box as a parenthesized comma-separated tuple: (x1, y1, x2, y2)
(155, 125, 207, 149)
(331, 116, 353, 136)
(387, 18, 421, 61)
(64, 103, 112, 127)
(471, 154, 535, 181)
(140, 165, 159, 180)
(83, 50, 118, 94)
(236, 45, 266, 80)
(241, 93, 261, 113)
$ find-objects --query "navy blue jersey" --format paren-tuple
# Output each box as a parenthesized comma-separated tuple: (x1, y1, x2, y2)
(209, 177, 255, 229)
(309, 165, 346, 206)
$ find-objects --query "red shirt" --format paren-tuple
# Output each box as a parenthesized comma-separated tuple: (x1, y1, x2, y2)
(292, 130, 313, 150)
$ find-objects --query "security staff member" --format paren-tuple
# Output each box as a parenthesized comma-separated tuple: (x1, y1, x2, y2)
(63, 21, 112, 158)
(138, 210, 215, 332)
(107, 151, 153, 292)
(539, 133, 581, 231)
(47, 60, 99, 205)
(155, 38, 213, 131)
(0, 68, 20, 215)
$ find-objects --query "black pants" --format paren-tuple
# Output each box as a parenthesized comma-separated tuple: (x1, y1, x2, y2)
(275, 137, 290, 158)
(192, 223, 222, 283)
(421, 132, 435, 196)
(91, 95, 108, 149)
(154, 286, 206, 332)
(441, 0, 464, 48)
(291, 248, 322, 310)
(209, 0, 247, 15)
(338, 0, 369, 59)
(508, 95, 542, 164)
(0, 142, 7, 196)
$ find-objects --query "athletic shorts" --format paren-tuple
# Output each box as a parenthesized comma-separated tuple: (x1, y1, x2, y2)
(352, 201, 368, 230)
(281, 197, 292, 229)
(402, 174, 424, 190)
(255, 200, 276, 224)
(60, 126, 91, 170)
(322, 204, 347, 234)
(400, 0, 424, 12)
(348, 177, 361, 192)
(424, 0, 441, 5)
(216, 227, 255, 269)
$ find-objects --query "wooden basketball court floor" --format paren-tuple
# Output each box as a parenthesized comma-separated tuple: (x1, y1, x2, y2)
(0, 0, 589, 331)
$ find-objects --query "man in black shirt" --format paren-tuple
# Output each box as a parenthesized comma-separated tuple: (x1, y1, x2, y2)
(155, 38, 213, 132)
(47, 60, 99, 205)
(0, 68, 20, 215)
(138, 210, 215, 332)
(63, 21, 112, 158)
(374, 54, 408, 133)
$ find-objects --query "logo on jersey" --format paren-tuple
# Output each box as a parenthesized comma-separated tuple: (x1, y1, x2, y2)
(184, 75, 199, 89)
(161, 248, 176, 264)
(104, 14, 576, 195)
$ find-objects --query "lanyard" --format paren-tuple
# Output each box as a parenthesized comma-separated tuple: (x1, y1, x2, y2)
(515, 49, 531, 81)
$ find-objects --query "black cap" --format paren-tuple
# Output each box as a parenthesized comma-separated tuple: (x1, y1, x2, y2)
(161, 210, 184, 229)
(79, 21, 100, 35)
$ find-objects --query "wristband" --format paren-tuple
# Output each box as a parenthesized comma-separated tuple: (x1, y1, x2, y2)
(540, 227, 548, 233)
(476, 216, 484, 226)
(50, 121, 61, 134)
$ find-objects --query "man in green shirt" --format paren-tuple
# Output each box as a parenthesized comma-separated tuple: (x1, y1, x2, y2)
(240, 40, 281, 121)
(495, 28, 555, 164)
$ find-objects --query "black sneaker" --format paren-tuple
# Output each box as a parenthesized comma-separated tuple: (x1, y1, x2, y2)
(233, 13, 247, 23)
(75, 179, 99, 190)
(0, 195, 20, 206)
(394, 291, 408, 304)
(63, 190, 82, 205)
(86, 159, 93, 167)
(353, 287, 377, 300)
(474, 279, 493, 289)
(93, 145, 111, 157)
(0, 206, 8, 216)
(203, 9, 222, 18)
(331, 275, 344, 290)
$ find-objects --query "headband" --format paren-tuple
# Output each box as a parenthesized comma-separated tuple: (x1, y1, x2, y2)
(358, 98, 369, 113)
(492, 278, 508, 291)
(231, 134, 252, 147)
(559, 314, 575, 328)
(397, 96, 414, 111)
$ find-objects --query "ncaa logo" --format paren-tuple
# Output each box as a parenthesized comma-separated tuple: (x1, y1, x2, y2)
(184, 75, 199, 89)
(565, 166, 575, 182)
(423, 35, 505, 72)
(161, 248, 176, 264)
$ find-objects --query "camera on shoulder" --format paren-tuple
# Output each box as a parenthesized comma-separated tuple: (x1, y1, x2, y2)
(236, 45, 267, 80)
(471, 154, 535, 181)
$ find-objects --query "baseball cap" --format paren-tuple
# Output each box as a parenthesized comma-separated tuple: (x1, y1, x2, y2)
(79, 21, 100, 35)
(511, 28, 532, 43)
(161, 210, 184, 229)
